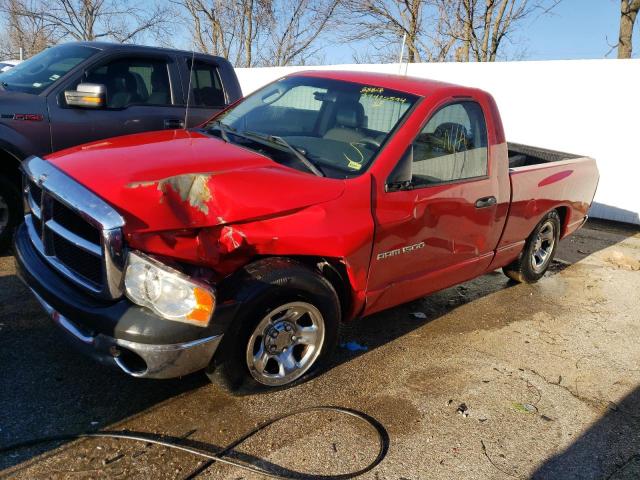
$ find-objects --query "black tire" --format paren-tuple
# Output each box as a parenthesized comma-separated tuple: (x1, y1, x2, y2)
(503, 210, 561, 283)
(207, 257, 341, 393)
(0, 176, 21, 253)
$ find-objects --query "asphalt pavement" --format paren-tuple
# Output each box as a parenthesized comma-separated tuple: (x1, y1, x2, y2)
(1, 219, 639, 479)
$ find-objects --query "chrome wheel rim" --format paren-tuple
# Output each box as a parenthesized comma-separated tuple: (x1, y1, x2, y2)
(246, 301, 325, 387)
(0, 194, 8, 233)
(530, 220, 556, 273)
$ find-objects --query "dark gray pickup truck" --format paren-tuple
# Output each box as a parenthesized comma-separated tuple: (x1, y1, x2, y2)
(0, 41, 242, 250)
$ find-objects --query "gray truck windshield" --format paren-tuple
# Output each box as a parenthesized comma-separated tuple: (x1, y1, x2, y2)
(0, 44, 96, 95)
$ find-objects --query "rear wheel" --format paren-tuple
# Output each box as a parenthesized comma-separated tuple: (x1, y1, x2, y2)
(0, 176, 21, 253)
(503, 210, 561, 283)
(208, 258, 340, 392)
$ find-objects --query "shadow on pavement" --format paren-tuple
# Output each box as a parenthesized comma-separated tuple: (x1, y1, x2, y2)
(533, 385, 640, 479)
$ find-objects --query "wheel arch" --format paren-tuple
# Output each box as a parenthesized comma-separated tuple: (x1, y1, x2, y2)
(0, 142, 25, 184)
(217, 254, 354, 323)
(555, 205, 570, 238)
(294, 256, 353, 322)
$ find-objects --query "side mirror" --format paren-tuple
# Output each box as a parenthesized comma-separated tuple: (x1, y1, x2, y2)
(386, 145, 414, 192)
(64, 83, 106, 108)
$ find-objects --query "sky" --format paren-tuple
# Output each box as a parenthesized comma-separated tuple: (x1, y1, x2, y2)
(320, 0, 633, 64)
(518, 0, 625, 60)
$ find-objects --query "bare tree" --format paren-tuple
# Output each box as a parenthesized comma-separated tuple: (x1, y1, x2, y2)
(176, 0, 272, 67)
(6, 0, 171, 45)
(343, 0, 560, 63)
(0, 0, 58, 58)
(342, 0, 435, 62)
(177, 0, 340, 66)
(618, 0, 639, 58)
(450, 0, 561, 62)
(265, 0, 340, 66)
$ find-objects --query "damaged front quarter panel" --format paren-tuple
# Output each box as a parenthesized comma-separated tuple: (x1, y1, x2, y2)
(128, 177, 375, 321)
(128, 224, 257, 279)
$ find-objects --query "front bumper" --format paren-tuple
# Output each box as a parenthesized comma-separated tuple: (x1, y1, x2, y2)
(30, 289, 221, 378)
(14, 223, 235, 379)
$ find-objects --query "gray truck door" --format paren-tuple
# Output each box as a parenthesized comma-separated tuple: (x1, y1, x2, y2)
(181, 58, 228, 128)
(47, 53, 186, 152)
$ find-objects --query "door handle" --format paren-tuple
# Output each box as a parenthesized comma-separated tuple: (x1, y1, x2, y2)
(475, 196, 497, 208)
(164, 118, 185, 129)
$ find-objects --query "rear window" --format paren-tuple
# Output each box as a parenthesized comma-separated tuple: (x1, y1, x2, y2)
(187, 60, 225, 107)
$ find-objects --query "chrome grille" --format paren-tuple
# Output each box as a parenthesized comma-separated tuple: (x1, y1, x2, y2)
(22, 156, 126, 300)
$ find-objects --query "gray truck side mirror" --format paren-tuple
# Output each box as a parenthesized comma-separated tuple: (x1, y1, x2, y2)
(386, 145, 414, 192)
(64, 83, 106, 108)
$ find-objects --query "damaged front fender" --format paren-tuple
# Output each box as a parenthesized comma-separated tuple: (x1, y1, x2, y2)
(127, 177, 375, 320)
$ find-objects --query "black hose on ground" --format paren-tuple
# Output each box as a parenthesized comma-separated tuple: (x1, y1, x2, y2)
(0, 406, 389, 479)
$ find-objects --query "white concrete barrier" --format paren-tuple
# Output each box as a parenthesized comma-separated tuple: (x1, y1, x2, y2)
(236, 60, 640, 225)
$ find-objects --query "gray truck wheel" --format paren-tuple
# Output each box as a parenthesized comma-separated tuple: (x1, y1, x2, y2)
(503, 210, 561, 283)
(0, 177, 20, 253)
(208, 257, 341, 393)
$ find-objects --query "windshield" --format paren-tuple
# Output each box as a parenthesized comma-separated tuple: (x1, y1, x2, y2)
(206, 76, 418, 178)
(0, 44, 96, 94)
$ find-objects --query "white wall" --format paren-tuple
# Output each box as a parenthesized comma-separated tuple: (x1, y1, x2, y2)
(236, 60, 640, 225)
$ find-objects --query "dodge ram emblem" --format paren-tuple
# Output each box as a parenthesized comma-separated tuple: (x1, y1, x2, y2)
(377, 241, 425, 260)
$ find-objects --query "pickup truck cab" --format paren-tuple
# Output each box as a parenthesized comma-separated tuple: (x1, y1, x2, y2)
(0, 41, 241, 250)
(14, 71, 598, 391)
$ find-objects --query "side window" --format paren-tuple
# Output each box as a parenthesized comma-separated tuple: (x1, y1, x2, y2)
(411, 101, 488, 186)
(188, 60, 225, 107)
(83, 57, 171, 108)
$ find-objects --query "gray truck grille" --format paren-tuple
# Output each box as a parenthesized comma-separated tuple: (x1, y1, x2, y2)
(22, 157, 126, 300)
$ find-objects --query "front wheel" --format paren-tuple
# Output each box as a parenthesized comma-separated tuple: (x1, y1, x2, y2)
(245, 300, 326, 387)
(208, 258, 341, 392)
(503, 210, 561, 283)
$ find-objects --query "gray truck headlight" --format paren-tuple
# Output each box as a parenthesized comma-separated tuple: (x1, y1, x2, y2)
(124, 251, 215, 327)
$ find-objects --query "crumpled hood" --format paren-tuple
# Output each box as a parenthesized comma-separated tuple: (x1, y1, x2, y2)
(46, 129, 345, 233)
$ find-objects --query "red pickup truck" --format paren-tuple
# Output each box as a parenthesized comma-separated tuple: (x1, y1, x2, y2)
(15, 71, 598, 391)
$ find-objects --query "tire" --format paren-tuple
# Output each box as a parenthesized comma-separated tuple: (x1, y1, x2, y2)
(207, 257, 341, 393)
(0, 176, 21, 253)
(503, 210, 561, 283)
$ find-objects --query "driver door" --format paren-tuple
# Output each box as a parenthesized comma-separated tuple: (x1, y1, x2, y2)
(365, 100, 504, 315)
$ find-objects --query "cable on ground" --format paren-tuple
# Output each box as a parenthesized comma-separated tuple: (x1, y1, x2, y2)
(0, 406, 389, 479)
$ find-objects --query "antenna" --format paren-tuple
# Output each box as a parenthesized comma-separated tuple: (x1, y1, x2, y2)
(184, 48, 195, 129)
(398, 33, 406, 75)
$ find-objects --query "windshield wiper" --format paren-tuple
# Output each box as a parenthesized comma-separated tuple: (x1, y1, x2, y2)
(242, 130, 324, 177)
(209, 120, 231, 143)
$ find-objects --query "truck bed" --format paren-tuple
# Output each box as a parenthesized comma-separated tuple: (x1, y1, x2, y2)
(499, 145, 598, 252)
(508, 143, 582, 169)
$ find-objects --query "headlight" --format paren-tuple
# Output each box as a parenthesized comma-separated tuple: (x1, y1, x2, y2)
(124, 251, 215, 327)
